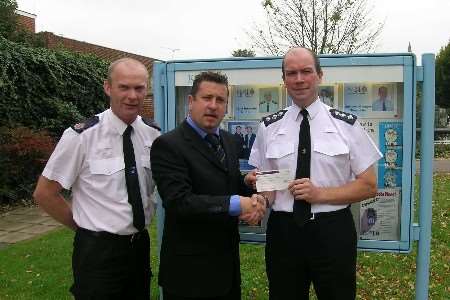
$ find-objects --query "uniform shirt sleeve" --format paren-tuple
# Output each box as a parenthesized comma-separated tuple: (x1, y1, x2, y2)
(42, 128, 85, 189)
(248, 122, 266, 170)
(349, 121, 383, 175)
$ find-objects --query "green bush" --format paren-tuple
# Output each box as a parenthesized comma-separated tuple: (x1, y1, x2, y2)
(0, 36, 109, 136)
(415, 142, 450, 159)
(0, 126, 55, 204)
(38, 98, 84, 137)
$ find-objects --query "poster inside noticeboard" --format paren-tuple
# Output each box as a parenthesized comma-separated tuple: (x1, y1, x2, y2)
(343, 82, 400, 118)
(345, 81, 404, 242)
(231, 85, 283, 120)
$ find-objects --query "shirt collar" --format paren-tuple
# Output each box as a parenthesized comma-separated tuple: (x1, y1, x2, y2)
(292, 97, 321, 121)
(186, 115, 220, 139)
(108, 108, 140, 135)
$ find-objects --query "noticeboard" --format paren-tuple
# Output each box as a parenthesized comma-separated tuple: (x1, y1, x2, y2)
(153, 53, 417, 253)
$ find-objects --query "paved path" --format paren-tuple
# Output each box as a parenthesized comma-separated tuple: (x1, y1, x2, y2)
(416, 159, 450, 174)
(0, 206, 61, 249)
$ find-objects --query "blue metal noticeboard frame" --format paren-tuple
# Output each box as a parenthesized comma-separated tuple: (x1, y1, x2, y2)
(153, 53, 435, 299)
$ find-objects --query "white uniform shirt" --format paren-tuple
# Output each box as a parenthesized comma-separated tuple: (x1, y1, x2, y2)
(42, 109, 160, 234)
(249, 99, 382, 213)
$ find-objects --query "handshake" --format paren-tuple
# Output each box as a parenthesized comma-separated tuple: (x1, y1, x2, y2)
(238, 194, 268, 226)
(238, 170, 272, 226)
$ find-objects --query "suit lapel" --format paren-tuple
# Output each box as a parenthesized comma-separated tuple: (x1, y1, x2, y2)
(180, 121, 228, 172)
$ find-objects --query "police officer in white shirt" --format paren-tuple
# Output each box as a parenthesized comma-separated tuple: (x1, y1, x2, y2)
(248, 48, 382, 299)
(33, 58, 160, 299)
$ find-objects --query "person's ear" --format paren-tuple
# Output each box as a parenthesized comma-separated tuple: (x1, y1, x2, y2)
(103, 80, 111, 97)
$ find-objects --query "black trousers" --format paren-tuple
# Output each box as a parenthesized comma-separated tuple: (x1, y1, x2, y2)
(163, 284, 240, 300)
(162, 265, 241, 300)
(265, 208, 357, 300)
(70, 228, 152, 300)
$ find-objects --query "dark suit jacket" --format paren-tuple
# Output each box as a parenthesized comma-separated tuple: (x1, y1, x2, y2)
(150, 120, 252, 298)
(233, 132, 245, 159)
(243, 133, 256, 160)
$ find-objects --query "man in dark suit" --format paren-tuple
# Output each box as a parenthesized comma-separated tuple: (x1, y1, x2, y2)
(233, 125, 245, 159)
(151, 71, 266, 300)
(243, 126, 256, 159)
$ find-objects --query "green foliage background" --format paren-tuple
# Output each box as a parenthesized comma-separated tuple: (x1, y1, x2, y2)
(436, 41, 450, 108)
(0, 36, 110, 203)
(0, 37, 109, 137)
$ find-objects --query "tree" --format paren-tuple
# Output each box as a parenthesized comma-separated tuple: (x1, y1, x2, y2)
(232, 48, 256, 57)
(0, 0, 18, 40)
(436, 40, 450, 108)
(0, 0, 44, 47)
(247, 0, 384, 55)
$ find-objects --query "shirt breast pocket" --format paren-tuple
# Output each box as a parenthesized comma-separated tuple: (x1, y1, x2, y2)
(313, 137, 350, 175)
(266, 141, 295, 170)
(89, 157, 125, 176)
(140, 155, 151, 172)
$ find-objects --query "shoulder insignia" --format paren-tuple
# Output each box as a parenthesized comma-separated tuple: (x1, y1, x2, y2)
(71, 116, 99, 134)
(142, 118, 161, 131)
(262, 109, 288, 127)
(329, 109, 357, 125)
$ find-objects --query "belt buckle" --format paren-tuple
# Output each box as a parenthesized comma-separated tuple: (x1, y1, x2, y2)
(130, 232, 139, 243)
(309, 213, 315, 220)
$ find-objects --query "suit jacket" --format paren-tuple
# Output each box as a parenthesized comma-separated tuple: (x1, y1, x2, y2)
(150, 120, 252, 298)
(233, 132, 245, 158)
(244, 133, 256, 150)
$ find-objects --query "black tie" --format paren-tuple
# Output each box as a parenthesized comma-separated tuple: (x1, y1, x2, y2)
(123, 125, 145, 231)
(205, 133, 226, 167)
(382, 101, 386, 111)
(293, 109, 311, 227)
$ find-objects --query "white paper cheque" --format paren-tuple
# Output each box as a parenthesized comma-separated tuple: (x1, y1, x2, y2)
(256, 169, 294, 192)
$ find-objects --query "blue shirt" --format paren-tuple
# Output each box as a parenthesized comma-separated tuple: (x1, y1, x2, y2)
(186, 116, 241, 216)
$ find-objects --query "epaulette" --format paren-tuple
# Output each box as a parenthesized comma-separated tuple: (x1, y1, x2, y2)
(142, 118, 161, 131)
(262, 109, 288, 127)
(329, 109, 357, 125)
(71, 116, 99, 134)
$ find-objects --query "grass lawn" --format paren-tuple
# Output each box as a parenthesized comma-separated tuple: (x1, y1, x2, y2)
(0, 175, 448, 299)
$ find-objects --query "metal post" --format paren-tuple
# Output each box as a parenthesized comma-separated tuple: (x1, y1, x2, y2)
(415, 54, 435, 300)
(153, 62, 167, 300)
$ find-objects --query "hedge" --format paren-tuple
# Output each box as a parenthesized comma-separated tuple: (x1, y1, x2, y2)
(0, 37, 109, 136)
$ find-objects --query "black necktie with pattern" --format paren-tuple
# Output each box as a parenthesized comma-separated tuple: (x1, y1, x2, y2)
(123, 125, 145, 231)
(293, 109, 311, 227)
(205, 133, 226, 167)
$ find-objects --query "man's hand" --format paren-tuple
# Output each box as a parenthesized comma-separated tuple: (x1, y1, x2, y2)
(33, 176, 78, 230)
(239, 194, 266, 225)
(288, 178, 322, 204)
(244, 169, 257, 190)
(288, 166, 378, 205)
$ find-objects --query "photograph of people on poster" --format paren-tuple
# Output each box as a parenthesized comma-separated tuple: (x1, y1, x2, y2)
(227, 121, 259, 169)
(343, 83, 398, 118)
(343, 83, 371, 117)
(318, 85, 337, 108)
(233, 85, 280, 119)
(371, 83, 397, 118)
(259, 87, 280, 113)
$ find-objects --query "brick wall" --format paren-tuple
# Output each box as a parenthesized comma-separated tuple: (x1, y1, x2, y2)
(15, 10, 36, 33)
(42, 32, 158, 119)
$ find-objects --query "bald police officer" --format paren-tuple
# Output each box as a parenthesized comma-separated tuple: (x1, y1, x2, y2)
(33, 58, 160, 299)
(249, 48, 382, 299)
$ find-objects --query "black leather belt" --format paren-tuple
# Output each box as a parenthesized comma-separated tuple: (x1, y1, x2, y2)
(77, 227, 147, 243)
(272, 206, 350, 221)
